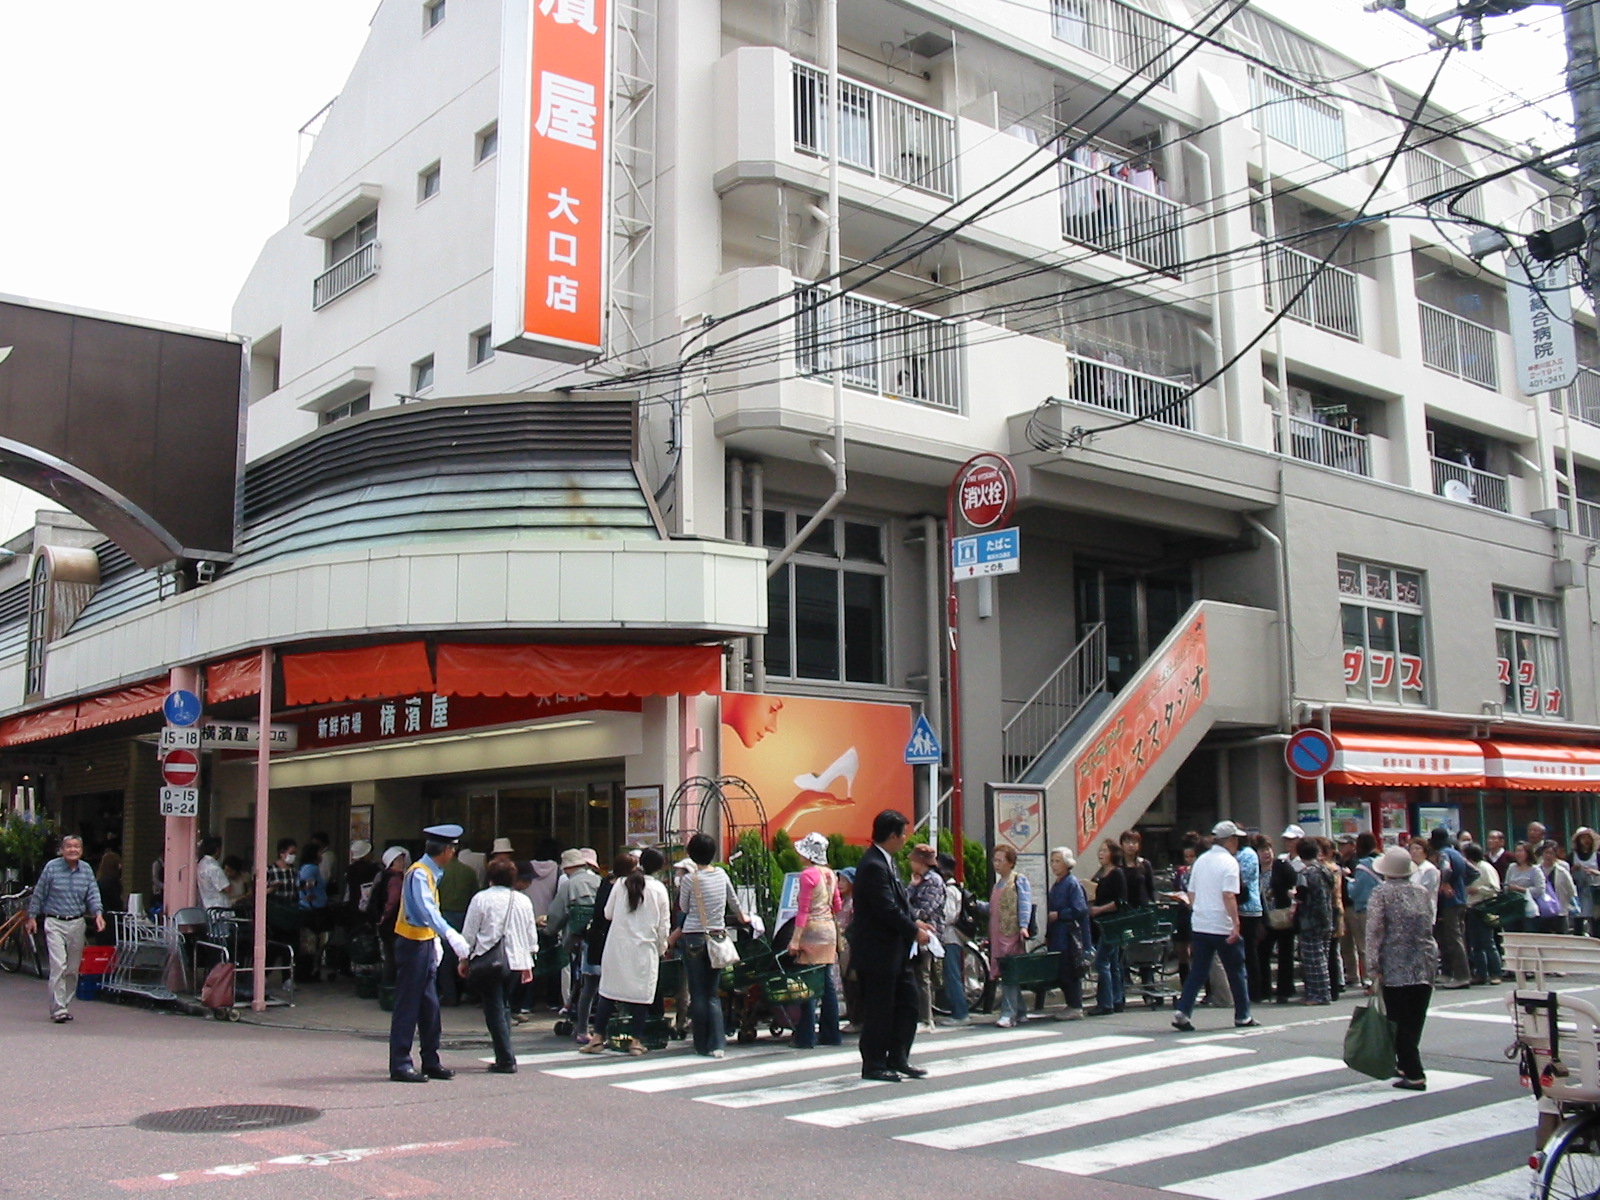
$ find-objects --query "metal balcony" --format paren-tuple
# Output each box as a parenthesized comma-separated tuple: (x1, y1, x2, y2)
(312, 242, 378, 309)
(1263, 245, 1361, 340)
(1061, 160, 1184, 275)
(1419, 301, 1499, 391)
(1064, 351, 1192, 429)
(792, 62, 956, 200)
(1284, 416, 1370, 476)
(795, 288, 963, 412)
(1432, 456, 1510, 513)
(1051, 0, 1174, 87)
(1404, 148, 1484, 220)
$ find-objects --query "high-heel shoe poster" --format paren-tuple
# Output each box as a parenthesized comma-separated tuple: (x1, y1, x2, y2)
(720, 693, 913, 845)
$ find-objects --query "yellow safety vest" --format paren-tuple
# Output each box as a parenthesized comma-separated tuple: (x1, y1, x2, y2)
(393, 860, 440, 942)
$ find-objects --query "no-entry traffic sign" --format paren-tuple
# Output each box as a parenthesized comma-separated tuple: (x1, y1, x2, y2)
(1285, 729, 1336, 781)
(161, 747, 200, 788)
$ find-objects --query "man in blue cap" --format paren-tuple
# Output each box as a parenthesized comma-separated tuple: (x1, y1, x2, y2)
(389, 824, 473, 1083)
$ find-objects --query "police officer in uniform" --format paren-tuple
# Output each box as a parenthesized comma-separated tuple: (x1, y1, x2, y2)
(390, 824, 473, 1083)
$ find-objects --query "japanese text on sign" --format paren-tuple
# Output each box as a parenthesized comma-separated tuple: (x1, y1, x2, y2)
(509, 0, 613, 360)
(1074, 614, 1208, 854)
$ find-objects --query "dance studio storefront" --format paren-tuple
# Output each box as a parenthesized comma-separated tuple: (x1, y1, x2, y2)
(1297, 731, 1600, 846)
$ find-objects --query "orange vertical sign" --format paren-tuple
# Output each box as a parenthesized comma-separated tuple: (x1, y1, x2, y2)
(519, 0, 611, 360)
(1074, 613, 1208, 855)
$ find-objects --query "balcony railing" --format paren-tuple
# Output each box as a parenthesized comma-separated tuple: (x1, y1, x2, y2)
(1284, 416, 1370, 476)
(1576, 498, 1600, 540)
(792, 62, 956, 200)
(1263, 244, 1361, 340)
(795, 288, 962, 411)
(1419, 301, 1500, 391)
(312, 241, 378, 309)
(1250, 68, 1346, 166)
(1552, 366, 1600, 428)
(1051, 0, 1174, 87)
(1061, 159, 1184, 275)
(1404, 148, 1484, 220)
(1064, 351, 1192, 429)
(1432, 456, 1510, 513)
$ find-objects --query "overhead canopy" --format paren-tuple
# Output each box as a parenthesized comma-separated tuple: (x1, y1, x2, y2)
(1481, 740, 1600, 792)
(435, 643, 722, 699)
(281, 642, 436, 708)
(1324, 732, 1485, 789)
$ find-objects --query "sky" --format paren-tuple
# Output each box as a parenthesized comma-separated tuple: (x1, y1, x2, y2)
(0, 0, 1575, 538)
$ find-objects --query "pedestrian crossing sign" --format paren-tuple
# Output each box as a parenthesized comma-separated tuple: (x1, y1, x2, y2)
(905, 714, 942, 764)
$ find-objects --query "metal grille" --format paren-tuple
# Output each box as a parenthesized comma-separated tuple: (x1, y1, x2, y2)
(1250, 68, 1345, 166)
(1064, 351, 1193, 429)
(133, 1105, 322, 1134)
(1405, 148, 1484, 220)
(794, 287, 962, 411)
(1263, 245, 1360, 340)
(1060, 158, 1184, 275)
(1418, 301, 1499, 390)
(1051, 0, 1174, 86)
(792, 62, 956, 199)
(311, 242, 378, 309)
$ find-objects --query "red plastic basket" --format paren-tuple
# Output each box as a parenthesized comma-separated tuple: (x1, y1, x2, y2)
(79, 946, 115, 975)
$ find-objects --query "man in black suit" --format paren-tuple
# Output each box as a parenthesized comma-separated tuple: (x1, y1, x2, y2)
(849, 809, 931, 1082)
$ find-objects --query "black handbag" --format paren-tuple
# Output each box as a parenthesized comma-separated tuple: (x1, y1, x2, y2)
(465, 894, 513, 987)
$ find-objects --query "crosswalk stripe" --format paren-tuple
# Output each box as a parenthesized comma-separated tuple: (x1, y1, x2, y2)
(540, 1047, 786, 1079)
(1017, 1067, 1485, 1171)
(1406, 1166, 1531, 1200)
(693, 1035, 1150, 1110)
(903, 1056, 1342, 1153)
(1165, 1097, 1529, 1200)
(614, 1028, 1077, 1094)
(790, 1042, 1251, 1129)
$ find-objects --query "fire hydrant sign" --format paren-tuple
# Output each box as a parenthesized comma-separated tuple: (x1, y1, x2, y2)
(957, 462, 1012, 529)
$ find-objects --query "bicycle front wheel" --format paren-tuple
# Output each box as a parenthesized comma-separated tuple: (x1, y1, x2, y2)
(1540, 1111, 1600, 1200)
(0, 926, 25, 975)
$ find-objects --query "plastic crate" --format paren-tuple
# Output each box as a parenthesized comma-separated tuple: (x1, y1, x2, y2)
(1096, 905, 1162, 945)
(606, 1012, 672, 1051)
(354, 974, 380, 1000)
(378, 984, 396, 1012)
(998, 951, 1062, 988)
(1470, 891, 1528, 926)
(80, 945, 115, 976)
(75, 977, 102, 1001)
(656, 957, 684, 996)
(759, 964, 828, 1004)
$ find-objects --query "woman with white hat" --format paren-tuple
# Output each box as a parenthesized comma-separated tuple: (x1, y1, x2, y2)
(1365, 845, 1440, 1090)
(789, 832, 843, 1049)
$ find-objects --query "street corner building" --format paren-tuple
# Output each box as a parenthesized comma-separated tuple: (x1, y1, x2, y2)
(0, 0, 1598, 901)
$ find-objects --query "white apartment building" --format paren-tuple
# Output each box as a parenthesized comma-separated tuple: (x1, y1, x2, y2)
(0, 0, 1595, 889)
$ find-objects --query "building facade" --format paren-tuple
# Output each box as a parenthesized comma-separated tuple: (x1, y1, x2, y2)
(0, 0, 1595, 895)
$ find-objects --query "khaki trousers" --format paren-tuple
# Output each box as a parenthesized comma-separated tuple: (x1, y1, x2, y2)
(45, 915, 86, 1016)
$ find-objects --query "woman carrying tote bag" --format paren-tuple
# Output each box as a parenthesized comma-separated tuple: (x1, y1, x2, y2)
(458, 858, 537, 1073)
(669, 833, 749, 1058)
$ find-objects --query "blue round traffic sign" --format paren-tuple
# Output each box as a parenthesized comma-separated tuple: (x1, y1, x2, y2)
(1285, 729, 1336, 781)
(163, 689, 202, 727)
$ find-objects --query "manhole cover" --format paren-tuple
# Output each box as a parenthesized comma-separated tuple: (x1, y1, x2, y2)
(133, 1104, 322, 1134)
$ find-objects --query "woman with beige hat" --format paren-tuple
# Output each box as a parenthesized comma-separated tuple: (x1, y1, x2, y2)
(1365, 845, 1440, 1090)
(789, 831, 842, 1049)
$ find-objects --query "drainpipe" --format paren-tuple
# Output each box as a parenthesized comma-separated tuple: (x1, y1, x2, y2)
(923, 514, 944, 830)
(1243, 512, 1294, 734)
(1257, 125, 1290, 453)
(768, 0, 845, 582)
(750, 460, 767, 694)
(1183, 142, 1227, 440)
(727, 458, 746, 691)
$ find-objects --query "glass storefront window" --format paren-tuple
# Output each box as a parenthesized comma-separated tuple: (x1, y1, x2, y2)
(1339, 556, 1429, 707)
(1494, 587, 1565, 719)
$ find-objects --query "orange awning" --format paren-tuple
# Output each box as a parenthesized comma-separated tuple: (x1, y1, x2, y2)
(1481, 740, 1600, 792)
(0, 704, 79, 746)
(1324, 732, 1485, 788)
(435, 643, 722, 699)
(206, 654, 264, 704)
(75, 678, 167, 731)
(281, 642, 435, 707)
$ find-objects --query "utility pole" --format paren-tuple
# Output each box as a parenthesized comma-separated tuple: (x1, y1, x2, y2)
(1367, 2, 1599, 294)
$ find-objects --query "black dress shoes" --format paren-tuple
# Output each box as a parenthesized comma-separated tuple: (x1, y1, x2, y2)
(487, 1062, 518, 1074)
(389, 1068, 429, 1083)
(422, 1065, 456, 1080)
(890, 1062, 929, 1079)
(861, 1067, 903, 1082)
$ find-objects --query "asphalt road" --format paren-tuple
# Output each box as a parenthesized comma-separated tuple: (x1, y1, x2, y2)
(0, 970, 1549, 1200)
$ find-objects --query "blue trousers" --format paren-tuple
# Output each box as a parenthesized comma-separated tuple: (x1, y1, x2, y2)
(942, 943, 970, 1020)
(1177, 930, 1251, 1023)
(390, 937, 442, 1074)
(1094, 941, 1124, 1009)
(793, 964, 842, 1049)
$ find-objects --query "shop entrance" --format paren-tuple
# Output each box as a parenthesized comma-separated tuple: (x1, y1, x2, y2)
(1075, 561, 1194, 694)
(428, 766, 623, 864)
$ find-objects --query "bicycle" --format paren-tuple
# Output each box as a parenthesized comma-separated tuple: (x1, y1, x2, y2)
(0, 886, 46, 977)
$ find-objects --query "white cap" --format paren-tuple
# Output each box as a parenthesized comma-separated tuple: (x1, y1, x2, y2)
(1212, 820, 1241, 839)
(1282, 824, 1306, 840)
(382, 846, 408, 868)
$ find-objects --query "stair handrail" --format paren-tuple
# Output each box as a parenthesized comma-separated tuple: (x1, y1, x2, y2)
(1001, 622, 1108, 781)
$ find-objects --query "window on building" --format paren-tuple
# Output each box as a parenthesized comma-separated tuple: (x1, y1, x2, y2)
(423, 0, 445, 31)
(762, 509, 888, 684)
(475, 122, 499, 164)
(418, 162, 441, 203)
(328, 212, 377, 267)
(470, 326, 495, 366)
(1494, 588, 1565, 719)
(1249, 67, 1345, 166)
(411, 356, 435, 395)
(319, 394, 371, 427)
(24, 555, 47, 699)
(1338, 558, 1428, 707)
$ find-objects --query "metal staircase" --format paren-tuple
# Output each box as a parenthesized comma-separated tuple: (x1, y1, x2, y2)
(1001, 623, 1108, 782)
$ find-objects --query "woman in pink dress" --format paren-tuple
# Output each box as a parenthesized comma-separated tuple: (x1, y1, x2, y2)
(790, 832, 843, 1049)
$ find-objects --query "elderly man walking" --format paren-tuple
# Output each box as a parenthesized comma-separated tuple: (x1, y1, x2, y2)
(25, 836, 106, 1023)
(1172, 821, 1257, 1032)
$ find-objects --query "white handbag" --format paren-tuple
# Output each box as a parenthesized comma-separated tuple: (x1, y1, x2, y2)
(691, 870, 740, 968)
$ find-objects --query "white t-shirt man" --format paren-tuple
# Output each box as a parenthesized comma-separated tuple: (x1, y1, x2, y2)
(1189, 842, 1242, 936)
(196, 855, 231, 911)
